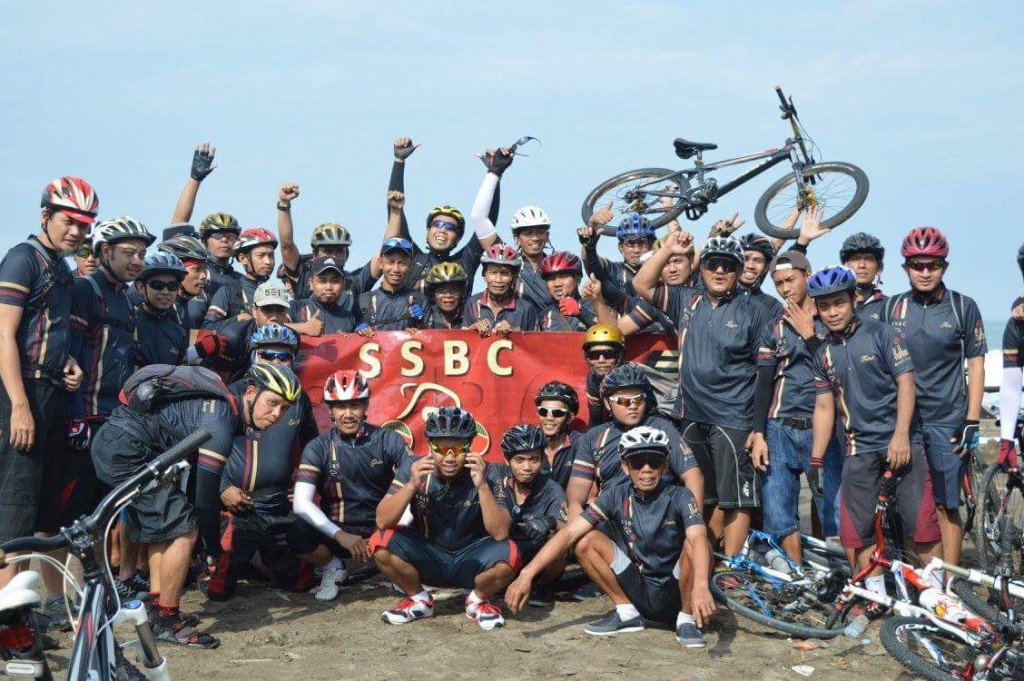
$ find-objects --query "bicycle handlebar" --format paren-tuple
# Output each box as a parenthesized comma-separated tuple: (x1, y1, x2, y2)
(0, 429, 211, 566)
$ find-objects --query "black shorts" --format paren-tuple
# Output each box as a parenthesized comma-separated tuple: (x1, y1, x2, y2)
(369, 527, 521, 590)
(207, 510, 311, 600)
(610, 542, 680, 624)
(0, 379, 65, 541)
(286, 517, 375, 559)
(680, 420, 760, 510)
(91, 424, 196, 544)
(838, 445, 942, 549)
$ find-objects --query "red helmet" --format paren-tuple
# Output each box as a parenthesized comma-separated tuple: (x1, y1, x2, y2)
(323, 370, 370, 402)
(480, 243, 522, 271)
(234, 227, 279, 254)
(900, 227, 949, 259)
(540, 251, 583, 278)
(40, 176, 99, 224)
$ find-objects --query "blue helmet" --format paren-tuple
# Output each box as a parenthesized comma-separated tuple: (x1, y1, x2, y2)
(249, 323, 299, 351)
(806, 266, 857, 298)
(616, 213, 655, 241)
(140, 253, 186, 281)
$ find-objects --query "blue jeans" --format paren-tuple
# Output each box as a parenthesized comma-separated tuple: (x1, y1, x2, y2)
(762, 419, 842, 538)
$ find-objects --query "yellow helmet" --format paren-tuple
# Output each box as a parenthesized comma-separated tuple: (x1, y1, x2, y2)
(426, 205, 466, 236)
(245, 362, 302, 403)
(583, 323, 624, 350)
(424, 262, 469, 289)
(199, 212, 240, 237)
(310, 223, 352, 248)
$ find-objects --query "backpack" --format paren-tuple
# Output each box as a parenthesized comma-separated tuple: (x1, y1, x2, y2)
(118, 364, 239, 417)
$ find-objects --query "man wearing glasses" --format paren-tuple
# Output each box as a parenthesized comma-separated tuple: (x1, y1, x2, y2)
(534, 381, 582, 490)
(72, 238, 99, 278)
(567, 363, 703, 521)
(371, 406, 519, 631)
(389, 137, 499, 296)
(580, 324, 625, 426)
(633, 233, 773, 559)
(505, 425, 715, 648)
(882, 227, 986, 574)
(290, 370, 411, 601)
(206, 325, 320, 602)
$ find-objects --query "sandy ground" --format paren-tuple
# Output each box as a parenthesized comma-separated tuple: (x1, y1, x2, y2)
(38, 439, 1002, 680)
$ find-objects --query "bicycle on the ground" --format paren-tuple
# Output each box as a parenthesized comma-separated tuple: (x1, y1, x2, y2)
(710, 530, 850, 639)
(580, 86, 869, 239)
(0, 429, 211, 680)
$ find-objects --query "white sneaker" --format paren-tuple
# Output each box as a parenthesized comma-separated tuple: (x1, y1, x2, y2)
(381, 595, 434, 624)
(314, 565, 347, 601)
(465, 598, 505, 631)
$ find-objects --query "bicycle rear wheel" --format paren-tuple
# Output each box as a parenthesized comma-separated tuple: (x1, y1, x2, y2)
(880, 616, 986, 681)
(975, 464, 1024, 572)
(950, 577, 1024, 627)
(754, 161, 868, 239)
(710, 569, 846, 639)
(581, 168, 691, 235)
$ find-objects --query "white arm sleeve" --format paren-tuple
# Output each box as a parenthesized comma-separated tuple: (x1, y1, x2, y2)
(292, 481, 341, 539)
(1001, 366, 1023, 441)
(470, 172, 499, 240)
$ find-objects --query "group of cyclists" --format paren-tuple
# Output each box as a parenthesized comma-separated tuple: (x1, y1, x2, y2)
(0, 135, 1015, 659)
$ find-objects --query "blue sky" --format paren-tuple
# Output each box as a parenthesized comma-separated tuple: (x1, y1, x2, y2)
(1, 1, 1020, 323)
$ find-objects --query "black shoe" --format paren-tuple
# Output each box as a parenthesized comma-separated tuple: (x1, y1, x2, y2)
(42, 595, 73, 633)
(125, 571, 151, 594)
(527, 585, 555, 608)
(675, 621, 706, 648)
(584, 610, 645, 636)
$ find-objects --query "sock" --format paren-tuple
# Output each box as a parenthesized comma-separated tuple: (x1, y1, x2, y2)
(676, 611, 695, 627)
(865, 575, 886, 597)
(158, 604, 180, 620)
(325, 557, 344, 572)
(467, 590, 485, 606)
(412, 589, 432, 604)
(615, 603, 641, 621)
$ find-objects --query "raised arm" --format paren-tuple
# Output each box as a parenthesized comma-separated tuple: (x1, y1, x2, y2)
(171, 142, 217, 224)
(470, 148, 513, 250)
(633, 230, 690, 303)
(277, 183, 302, 273)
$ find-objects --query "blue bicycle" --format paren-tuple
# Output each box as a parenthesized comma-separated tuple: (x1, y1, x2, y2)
(711, 530, 851, 639)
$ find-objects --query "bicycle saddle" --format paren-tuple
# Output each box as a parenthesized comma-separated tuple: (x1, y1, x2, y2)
(673, 138, 718, 159)
(0, 570, 42, 611)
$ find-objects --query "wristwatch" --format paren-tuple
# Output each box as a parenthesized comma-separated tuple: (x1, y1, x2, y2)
(277, 202, 291, 211)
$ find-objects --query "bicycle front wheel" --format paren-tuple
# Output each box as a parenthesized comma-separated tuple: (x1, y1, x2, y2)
(710, 569, 846, 639)
(754, 161, 869, 239)
(581, 168, 691, 235)
(975, 464, 1024, 572)
(880, 616, 987, 681)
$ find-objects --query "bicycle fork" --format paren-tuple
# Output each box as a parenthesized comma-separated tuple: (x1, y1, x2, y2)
(112, 600, 168, 681)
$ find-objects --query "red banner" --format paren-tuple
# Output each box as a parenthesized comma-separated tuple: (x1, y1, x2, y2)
(296, 330, 675, 460)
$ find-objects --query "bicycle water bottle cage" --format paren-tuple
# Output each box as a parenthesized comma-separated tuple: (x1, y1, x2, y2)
(673, 138, 718, 160)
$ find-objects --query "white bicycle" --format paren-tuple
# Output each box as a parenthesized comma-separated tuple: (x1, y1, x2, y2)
(0, 430, 211, 680)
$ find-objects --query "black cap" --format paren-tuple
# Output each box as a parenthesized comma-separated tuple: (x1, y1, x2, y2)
(164, 223, 199, 241)
(310, 256, 344, 276)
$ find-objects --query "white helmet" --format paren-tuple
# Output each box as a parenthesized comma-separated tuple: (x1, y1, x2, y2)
(618, 425, 670, 459)
(510, 205, 551, 233)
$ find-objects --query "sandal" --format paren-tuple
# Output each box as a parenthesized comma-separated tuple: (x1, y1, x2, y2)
(152, 615, 219, 649)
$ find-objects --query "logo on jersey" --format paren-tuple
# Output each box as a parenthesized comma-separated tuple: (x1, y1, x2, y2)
(860, 354, 877, 363)
(661, 519, 676, 528)
(687, 500, 700, 517)
(370, 458, 384, 467)
(940, 321, 953, 329)
(725, 320, 738, 329)
(559, 502, 568, 523)
(892, 343, 911, 363)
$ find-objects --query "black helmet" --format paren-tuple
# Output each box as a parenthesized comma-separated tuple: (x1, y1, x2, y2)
(424, 406, 477, 440)
(534, 381, 579, 415)
(839, 232, 884, 264)
(158, 235, 209, 262)
(600, 362, 652, 399)
(1017, 243, 1024, 281)
(500, 424, 546, 458)
(738, 233, 776, 261)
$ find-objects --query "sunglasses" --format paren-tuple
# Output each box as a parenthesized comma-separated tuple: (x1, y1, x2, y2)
(429, 442, 472, 458)
(537, 407, 569, 418)
(429, 219, 460, 232)
(75, 247, 95, 259)
(905, 260, 945, 272)
(257, 349, 294, 362)
(207, 232, 237, 241)
(146, 280, 181, 292)
(586, 349, 620, 361)
(705, 256, 740, 273)
(609, 394, 645, 408)
(625, 452, 667, 470)
(382, 237, 413, 251)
